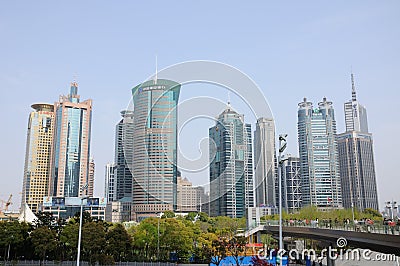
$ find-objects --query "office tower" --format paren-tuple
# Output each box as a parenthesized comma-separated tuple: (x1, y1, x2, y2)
(22, 104, 54, 213)
(50, 82, 93, 197)
(131, 79, 181, 220)
(176, 175, 198, 213)
(338, 74, 379, 211)
(297, 97, 342, 209)
(253, 117, 276, 207)
(88, 158, 95, 197)
(196, 186, 208, 213)
(104, 163, 116, 202)
(280, 156, 302, 213)
(209, 104, 254, 218)
(114, 110, 134, 200)
(344, 74, 368, 133)
(337, 132, 378, 211)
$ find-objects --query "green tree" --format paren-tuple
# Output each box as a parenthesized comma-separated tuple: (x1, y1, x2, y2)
(59, 223, 79, 260)
(81, 221, 106, 265)
(105, 223, 132, 261)
(227, 236, 247, 266)
(30, 227, 57, 265)
(0, 221, 27, 261)
(161, 211, 175, 219)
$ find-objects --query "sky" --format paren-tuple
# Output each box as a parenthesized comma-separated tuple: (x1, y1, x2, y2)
(0, 1, 399, 211)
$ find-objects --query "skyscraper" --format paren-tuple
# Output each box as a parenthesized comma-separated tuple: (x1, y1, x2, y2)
(22, 103, 54, 213)
(88, 157, 95, 198)
(297, 97, 342, 209)
(50, 82, 93, 197)
(209, 104, 254, 218)
(114, 110, 134, 200)
(280, 156, 302, 213)
(131, 79, 180, 220)
(344, 74, 368, 133)
(338, 74, 379, 211)
(104, 163, 116, 202)
(253, 117, 276, 207)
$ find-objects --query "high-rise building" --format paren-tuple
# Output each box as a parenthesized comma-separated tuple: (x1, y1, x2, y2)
(104, 163, 116, 202)
(114, 110, 134, 200)
(338, 74, 379, 211)
(209, 104, 254, 218)
(50, 82, 93, 197)
(176, 175, 198, 213)
(88, 158, 95, 198)
(297, 97, 342, 209)
(337, 132, 379, 211)
(253, 117, 276, 207)
(344, 74, 368, 133)
(131, 79, 181, 220)
(280, 156, 302, 213)
(22, 104, 54, 213)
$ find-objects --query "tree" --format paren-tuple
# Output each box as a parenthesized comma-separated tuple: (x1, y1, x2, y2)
(30, 227, 57, 265)
(106, 223, 132, 261)
(209, 237, 228, 266)
(0, 221, 27, 261)
(59, 223, 79, 260)
(81, 221, 106, 265)
(161, 211, 175, 219)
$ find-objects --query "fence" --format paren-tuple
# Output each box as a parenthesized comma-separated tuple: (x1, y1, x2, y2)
(0, 261, 189, 266)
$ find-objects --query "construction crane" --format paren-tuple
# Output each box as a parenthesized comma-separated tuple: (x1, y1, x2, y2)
(5, 194, 12, 211)
(0, 194, 12, 213)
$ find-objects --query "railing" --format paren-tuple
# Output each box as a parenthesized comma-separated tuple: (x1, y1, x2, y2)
(0, 261, 180, 266)
(258, 219, 400, 235)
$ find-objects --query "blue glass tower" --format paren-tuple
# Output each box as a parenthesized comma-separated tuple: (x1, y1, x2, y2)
(51, 82, 93, 197)
(209, 104, 254, 218)
(131, 79, 180, 220)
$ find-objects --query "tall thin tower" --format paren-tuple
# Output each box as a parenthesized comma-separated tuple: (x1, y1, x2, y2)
(338, 74, 379, 211)
(50, 82, 93, 197)
(22, 104, 54, 213)
(253, 117, 276, 207)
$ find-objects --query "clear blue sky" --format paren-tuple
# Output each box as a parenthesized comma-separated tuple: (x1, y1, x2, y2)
(1, 1, 399, 210)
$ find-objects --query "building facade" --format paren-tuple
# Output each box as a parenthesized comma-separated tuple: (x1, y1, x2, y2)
(338, 74, 379, 211)
(209, 104, 254, 218)
(176, 176, 199, 213)
(50, 82, 93, 198)
(105, 163, 116, 202)
(253, 117, 276, 207)
(114, 110, 134, 200)
(280, 156, 302, 213)
(344, 74, 369, 133)
(337, 132, 379, 211)
(22, 103, 54, 213)
(297, 97, 342, 209)
(131, 79, 181, 220)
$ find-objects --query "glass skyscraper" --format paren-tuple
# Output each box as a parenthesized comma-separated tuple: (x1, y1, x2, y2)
(297, 97, 342, 209)
(50, 82, 93, 197)
(209, 104, 254, 218)
(22, 103, 54, 213)
(114, 110, 134, 201)
(131, 79, 180, 220)
(253, 117, 276, 207)
(338, 74, 379, 211)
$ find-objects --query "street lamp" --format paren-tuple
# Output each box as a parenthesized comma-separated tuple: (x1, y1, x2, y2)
(385, 201, 398, 220)
(278, 134, 288, 256)
(77, 183, 89, 266)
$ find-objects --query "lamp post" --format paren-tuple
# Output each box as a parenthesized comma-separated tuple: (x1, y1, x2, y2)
(77, 183, 88, 266)
(385, 201, 398, 220)
(278, 134, 288, 258)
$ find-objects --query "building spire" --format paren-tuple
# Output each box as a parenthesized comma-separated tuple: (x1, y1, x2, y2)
(351, 72, 357, 102)
(154, 55, 158, 85)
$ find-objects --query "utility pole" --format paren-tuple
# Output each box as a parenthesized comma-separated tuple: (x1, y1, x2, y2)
(278, 134, 288, 261)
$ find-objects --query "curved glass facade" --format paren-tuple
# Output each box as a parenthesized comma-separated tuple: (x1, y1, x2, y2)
(131, 79, 180, 220)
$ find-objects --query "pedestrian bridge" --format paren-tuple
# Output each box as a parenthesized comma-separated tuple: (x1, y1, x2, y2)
(243, 221, 400, 256)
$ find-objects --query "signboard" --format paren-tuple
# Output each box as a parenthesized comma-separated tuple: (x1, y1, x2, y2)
(43, 197, 107, 207)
